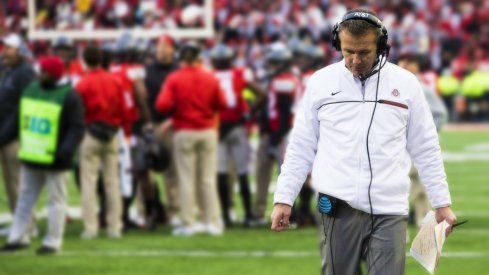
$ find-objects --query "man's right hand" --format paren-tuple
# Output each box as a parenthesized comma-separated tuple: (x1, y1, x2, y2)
(271, 203, 292, 231)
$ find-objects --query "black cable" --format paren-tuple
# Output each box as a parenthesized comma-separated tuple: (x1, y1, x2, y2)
(365, 53, 387, 268)
(321, 213, 336, 275)
(330, 215, 336, 275)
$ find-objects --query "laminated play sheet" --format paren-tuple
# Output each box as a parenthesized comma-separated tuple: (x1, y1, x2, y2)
(410, 211, 450, 274)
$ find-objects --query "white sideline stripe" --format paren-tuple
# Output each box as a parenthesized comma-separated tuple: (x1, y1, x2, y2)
(1, 250, 488, 258)
(2, 207, 489, 223)
(465, 143, 489, 152)
(443, 152, 489, 162)
(456, 211, 489, 218)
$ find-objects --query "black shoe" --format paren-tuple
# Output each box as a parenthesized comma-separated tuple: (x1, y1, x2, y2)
(242, 219, 251, 228)
(36, 246, 57, 255)
(123, 220, 140, 231)
(0, 242, 29, 252)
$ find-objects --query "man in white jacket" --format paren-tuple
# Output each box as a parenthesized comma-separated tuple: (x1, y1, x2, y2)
(271, 8, 456, 275)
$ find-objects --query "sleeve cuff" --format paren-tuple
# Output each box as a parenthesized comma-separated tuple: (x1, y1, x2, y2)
(273, 194, 294, 207)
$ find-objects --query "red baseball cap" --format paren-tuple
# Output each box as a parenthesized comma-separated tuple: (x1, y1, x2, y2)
(39, 56, 64, 81)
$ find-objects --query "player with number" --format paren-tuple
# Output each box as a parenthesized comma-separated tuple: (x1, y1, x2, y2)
(209, 44, 265, 227)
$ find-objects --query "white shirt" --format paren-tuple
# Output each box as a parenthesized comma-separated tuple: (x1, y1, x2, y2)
(273, 60, 451, 215)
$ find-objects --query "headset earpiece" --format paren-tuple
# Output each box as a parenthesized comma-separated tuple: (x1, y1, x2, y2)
(331, 23, 341, 51)
(377, 26, 389, 56)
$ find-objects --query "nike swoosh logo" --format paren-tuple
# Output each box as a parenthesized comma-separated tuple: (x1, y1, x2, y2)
(331, 91, 342, 96)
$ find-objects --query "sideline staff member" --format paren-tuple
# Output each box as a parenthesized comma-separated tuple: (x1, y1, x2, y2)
(156, 41, 227, 236)
(0, 56, 84, 254)
(271, 8, 456, 275)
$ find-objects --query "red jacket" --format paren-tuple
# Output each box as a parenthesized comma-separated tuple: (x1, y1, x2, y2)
(75, 68, 128, 128)
(156, 66, 227, 131)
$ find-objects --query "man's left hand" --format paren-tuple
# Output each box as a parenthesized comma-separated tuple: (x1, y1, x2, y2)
(435, 206, 457, 237)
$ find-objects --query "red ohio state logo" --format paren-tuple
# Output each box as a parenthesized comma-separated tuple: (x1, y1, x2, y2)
(391, 89, 400, 97)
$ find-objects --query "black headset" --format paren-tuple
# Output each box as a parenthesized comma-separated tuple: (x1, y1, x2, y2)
(331, 11, 389, 56)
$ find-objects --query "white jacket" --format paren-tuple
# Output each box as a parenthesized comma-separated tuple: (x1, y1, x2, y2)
(273, 60, 451, 215)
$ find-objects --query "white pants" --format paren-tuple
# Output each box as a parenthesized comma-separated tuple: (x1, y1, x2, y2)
(217, 126, 250, 175)
(8, 165, 68, 249)
(119, 131, 133, 198)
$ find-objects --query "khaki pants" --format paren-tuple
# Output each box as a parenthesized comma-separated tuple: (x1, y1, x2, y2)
(8, 165, 68, 249)
(155, 127, 179, 219)
(0, 141, 20, 213)
(173, 129, 221, 228)
(409, 166, 431, 227)
(80, 133, 122, 235)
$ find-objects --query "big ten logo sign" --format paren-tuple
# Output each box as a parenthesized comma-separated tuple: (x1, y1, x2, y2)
(24, 115, 52, 135)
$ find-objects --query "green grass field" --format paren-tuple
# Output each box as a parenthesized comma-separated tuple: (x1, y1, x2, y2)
(0, 130, 488, 275)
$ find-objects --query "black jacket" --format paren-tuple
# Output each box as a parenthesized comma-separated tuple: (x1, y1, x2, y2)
(0, 60, 36, 125)
(0, 83, 85, 171)
(145, 61, 178, 123)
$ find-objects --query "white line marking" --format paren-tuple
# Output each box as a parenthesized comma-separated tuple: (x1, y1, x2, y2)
(448, 229, 489, 235)
(455, 211, 489, 218)
(465, 143, 489, 152)
(1, 250, 488, 258)
(443, 152, 489, 162)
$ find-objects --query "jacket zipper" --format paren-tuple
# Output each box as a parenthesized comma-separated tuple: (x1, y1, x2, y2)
(361, 80, 366, 103)
(378, 99, 408, 109)
(357, 79, 367, 207)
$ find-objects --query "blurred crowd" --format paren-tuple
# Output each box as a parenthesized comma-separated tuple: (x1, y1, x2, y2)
(0, 0, 488, 255)
(1, 0, 205, 31)
(1, 0, 489, 120)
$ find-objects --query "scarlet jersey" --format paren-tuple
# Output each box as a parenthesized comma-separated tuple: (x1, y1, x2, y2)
(268, 72, 302, 132)
(214, 67, 252, 124)
(68, 59, 87, 86)
(110, 63, 146, 124)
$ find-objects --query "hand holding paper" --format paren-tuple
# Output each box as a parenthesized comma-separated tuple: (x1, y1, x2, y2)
(410, 211, 451, 274)
(435, 206, 457, 236)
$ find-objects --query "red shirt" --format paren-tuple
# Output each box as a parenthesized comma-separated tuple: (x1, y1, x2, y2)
(110, 63, 145, 124)
(75, 68, 128, 127)
(68, 59, 87, 86)
(156, 66, 227, 131)
(214, 68, 249, 124)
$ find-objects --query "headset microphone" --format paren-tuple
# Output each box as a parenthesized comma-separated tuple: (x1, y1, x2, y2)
(359, 48, 390, 82)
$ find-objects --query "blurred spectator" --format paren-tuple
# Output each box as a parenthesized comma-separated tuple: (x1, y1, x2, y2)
(398, 53, 448, 227)
(144, 35, 181, 227)
(0, 33, 36, 233)
(31, 0, 204, 31)
(254, 44, 301, 226)
(50, 36, 76, 69)
(461, 67, 489, 121)
(438, 68, 460, 121)
(0, 56, 84, 254)
(155, 41, 227, 236)
(110, 32, 159, 230)
(209, 43, 264, 228)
